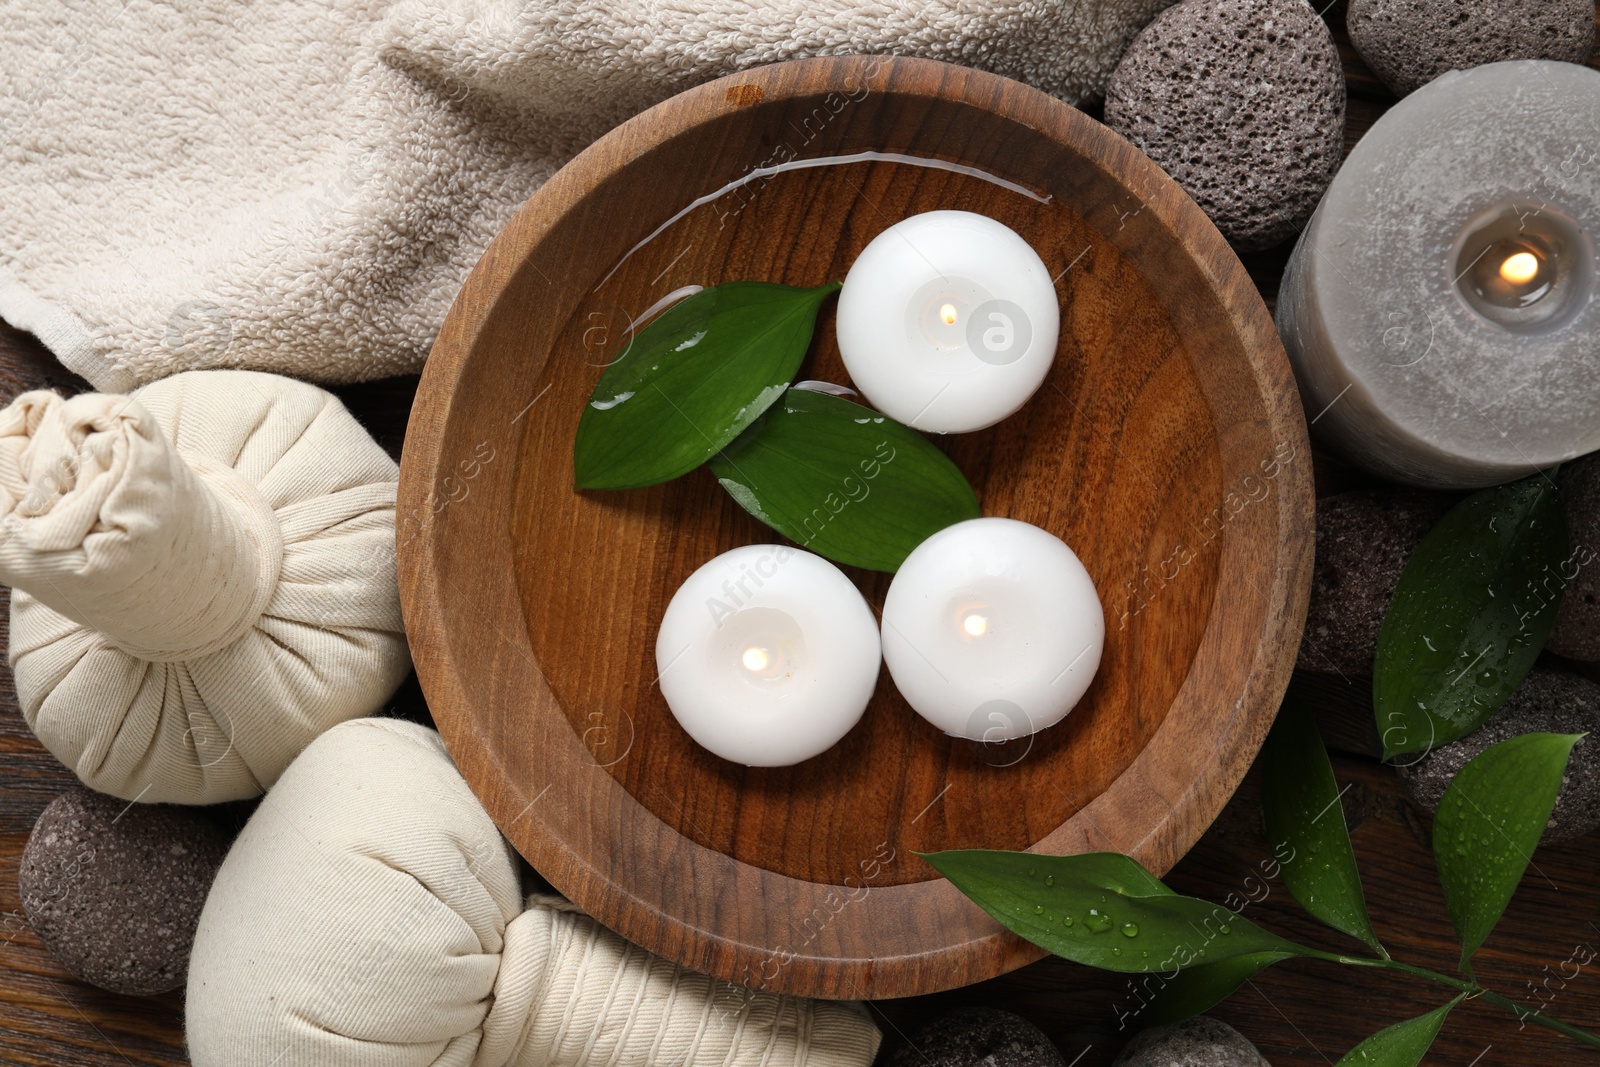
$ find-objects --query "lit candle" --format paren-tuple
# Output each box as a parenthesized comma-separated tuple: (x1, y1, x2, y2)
(880, 517, 1103, 740)
(835, 210, 1060, 433)
(655, 544, 881, 766)
(1277, 59, 1600, 489)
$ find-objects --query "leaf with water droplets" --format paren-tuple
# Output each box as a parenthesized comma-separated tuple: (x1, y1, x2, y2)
(1375, 473, 1567, 759)
(920, 850, 1310, 974)
(1262, 699, 1383, 954)
(574, 281, 839, 490)
(1132, 952, 1293, 1028)
(710, 388, 979, 572)
(1435, 732, 1582, 971)
(1335, 996, 1462, 1066)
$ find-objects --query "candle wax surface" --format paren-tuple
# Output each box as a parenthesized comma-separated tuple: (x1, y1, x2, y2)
(655, 544, 880, 766)
(1277, 59, 1600, 488)
(836, 210, 1061, 434)
(881, 517, 1105, 740)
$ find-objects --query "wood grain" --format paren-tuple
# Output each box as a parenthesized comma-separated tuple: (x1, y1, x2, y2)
(2, 5, 1600, 1064)
(399, 54, 1314, 999)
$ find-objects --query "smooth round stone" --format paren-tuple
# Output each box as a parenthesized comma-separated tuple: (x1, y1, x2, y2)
(886, 1008, 1065, 1067)
(20, 786, 233, 995)
(1114, 1017, 1270, 1067)
(1548, 453, 1600, 661)
(1277, 61, 1600, 488)
(1297, 489, 1454, 675)
(1348, 0, 1595, 97)
(1397, 669, 1600, 843)
(1104, 0, 1345, 251)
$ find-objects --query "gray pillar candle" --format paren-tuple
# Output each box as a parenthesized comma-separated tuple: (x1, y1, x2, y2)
(1278, 60, 1600, 489)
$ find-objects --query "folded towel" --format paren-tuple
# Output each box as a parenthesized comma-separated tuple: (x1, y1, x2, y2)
(0, 0, 1171, 391)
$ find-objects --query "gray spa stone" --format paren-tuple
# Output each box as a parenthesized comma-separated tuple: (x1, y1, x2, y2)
(1114, 1016, 1271, 1066)
(1348, 0, 1596, 98)
(1396, 669, 1600, 843)
(19, 786, 232, 995)
(1548, 452, 1600, 662)
(1104, 0, 1345, 251)
(886, 1008, 1065, 1067)
(1297, 488, 1454, 676)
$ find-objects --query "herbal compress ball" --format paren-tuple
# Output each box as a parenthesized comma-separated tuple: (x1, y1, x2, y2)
(0, 370, 410, 804)
(186, 717, 883, 1067)
(20, 786, 231, 995)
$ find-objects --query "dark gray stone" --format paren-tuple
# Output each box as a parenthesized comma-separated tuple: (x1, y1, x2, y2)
(19, 786, 232, 995)
(1348, 0, 1595, 98)
(1115, 1016, 1271, 1066)
(1104, 0, 1345, 251)
(1396, 669, 1600, 843)
(1297, 489, 1455, 676)
(1548, 453, 1600, 662)
(886, 1008, 1064, 1067)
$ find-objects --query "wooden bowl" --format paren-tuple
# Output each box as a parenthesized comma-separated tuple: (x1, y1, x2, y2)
(398, 56, 1314, 1000)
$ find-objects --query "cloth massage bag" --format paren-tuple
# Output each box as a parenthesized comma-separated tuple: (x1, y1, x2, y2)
(186, 716, 882, 1067)
(0, 370, 410, 803)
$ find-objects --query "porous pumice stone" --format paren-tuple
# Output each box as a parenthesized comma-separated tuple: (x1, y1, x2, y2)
(1548, 453, 1600, 662)
(1397, 669, 1600, 843)
(1104, 0, 1345, 251)
(885, 1008, 1065, 1067)
(1347, 0, 1596, 98)
(20, 786, 232, 995)
(1296, 489, 1454, 676)
(1114, 1016, 1271, 1066)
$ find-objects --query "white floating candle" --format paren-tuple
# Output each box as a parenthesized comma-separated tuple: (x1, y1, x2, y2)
(836, 210, 1060, 433)
(655, 544, 881, 766)
(881, 518, 1103, 740)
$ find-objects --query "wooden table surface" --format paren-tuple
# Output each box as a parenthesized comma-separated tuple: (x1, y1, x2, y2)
(4, 6, 1600, 1065)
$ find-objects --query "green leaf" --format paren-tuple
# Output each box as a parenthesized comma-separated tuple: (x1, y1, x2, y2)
(1262, 699, 1383, 954)
(573, 281, 839, 490)
(920, 850, 1309, 974)
(1134, 953, 1292, 1028)
(1335, 996, 1463, 1067)
(709, 388, 979, 572)
(1375, 474, 1567, 759)
(1434, 731, 1582, 972)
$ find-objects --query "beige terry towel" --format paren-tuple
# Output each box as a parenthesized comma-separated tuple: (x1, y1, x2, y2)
(0, 0, 1172, 391)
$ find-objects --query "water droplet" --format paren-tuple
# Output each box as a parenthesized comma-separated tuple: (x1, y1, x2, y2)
(1084, 909, 1114, 933)
(1044, 875, 1055, 887)
(1197, 949, 1207, 958)
(1220, 925, 1232, 935)
(1026, 867, 1036, 877)
(1062, 916, 1074, 927)
(1121, 923, 1139, 938)
(1112, 947, 1122, 957)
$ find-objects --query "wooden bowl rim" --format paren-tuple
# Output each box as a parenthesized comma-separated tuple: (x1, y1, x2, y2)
(399, 54, 1314, 999)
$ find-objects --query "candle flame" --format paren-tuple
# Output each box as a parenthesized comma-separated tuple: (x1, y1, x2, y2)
(741, 646, 770, 672)
(939, 302, 959, 326)
(1499, 251, 1540, 286)
(962, 613, 989, 637)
